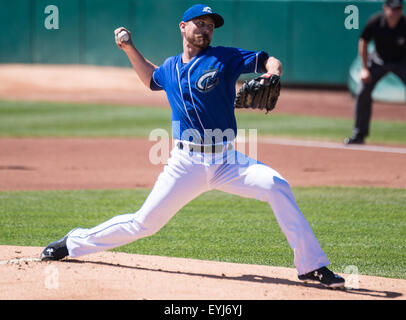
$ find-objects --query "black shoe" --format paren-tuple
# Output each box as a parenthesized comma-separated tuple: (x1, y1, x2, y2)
(344, 136, 365, 145)
(40, 237, 69, 261)
(298, 266, 345, 288)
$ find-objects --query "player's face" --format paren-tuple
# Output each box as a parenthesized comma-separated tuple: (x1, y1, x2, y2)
(182, 16, 215, 49)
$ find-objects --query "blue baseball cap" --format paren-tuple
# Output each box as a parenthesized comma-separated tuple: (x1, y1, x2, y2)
(182, 4, 224, 28)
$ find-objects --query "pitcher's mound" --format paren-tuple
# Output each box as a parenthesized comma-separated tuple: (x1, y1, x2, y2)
(0, 245, 404, 300)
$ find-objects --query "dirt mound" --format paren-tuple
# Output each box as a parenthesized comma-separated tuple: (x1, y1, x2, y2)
(0, 245, 404, 300)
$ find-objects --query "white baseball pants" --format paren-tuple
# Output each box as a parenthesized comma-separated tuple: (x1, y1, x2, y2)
(66, 143, 329, 275)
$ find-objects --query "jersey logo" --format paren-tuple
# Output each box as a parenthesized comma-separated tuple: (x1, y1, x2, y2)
(196, 69, 219, 92)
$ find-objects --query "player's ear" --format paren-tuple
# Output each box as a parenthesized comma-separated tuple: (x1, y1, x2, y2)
(179, 21, 186, 33)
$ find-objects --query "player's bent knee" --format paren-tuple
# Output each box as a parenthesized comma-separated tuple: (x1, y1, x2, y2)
(251, 165, 289, 192)
(264, 176, 290, 195)
(273, 176, 291, 192)
(251, 169, 292, 202)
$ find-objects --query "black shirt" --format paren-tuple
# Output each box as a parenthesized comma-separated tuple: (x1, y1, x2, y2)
(361, 12, 406, 62)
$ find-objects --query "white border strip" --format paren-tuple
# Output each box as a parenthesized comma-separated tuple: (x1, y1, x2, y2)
(255, 52, 259, 73)
(188, 57, 206, 133)
(259, 137, 406, 154)
(176, 63, 194, 128)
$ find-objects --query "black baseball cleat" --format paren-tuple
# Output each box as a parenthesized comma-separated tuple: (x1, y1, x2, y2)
(344, 136, 365, 145)
(298, 266, 345, 288)
(40, 237, 69, 261)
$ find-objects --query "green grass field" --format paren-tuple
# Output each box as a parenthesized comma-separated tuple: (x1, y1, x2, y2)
(1, 99, 405, 280)
(0, 188, 405, 279)
(1, 100, 406, 144)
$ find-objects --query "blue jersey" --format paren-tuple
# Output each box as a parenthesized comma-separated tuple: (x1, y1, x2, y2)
(150, 46, 269, 143)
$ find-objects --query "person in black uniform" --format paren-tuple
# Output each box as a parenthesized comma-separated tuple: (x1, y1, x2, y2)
(345, 0, 406, 144)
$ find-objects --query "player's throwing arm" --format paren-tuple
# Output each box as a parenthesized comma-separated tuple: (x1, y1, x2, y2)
(114, 27, 157, 88)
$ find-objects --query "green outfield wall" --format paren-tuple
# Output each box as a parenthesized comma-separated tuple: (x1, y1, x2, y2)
(0, 0, 388, 85)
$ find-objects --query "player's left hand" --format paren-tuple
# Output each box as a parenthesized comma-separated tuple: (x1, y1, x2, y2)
(234, 73, 281, 114)
(259, 72, 280, 86)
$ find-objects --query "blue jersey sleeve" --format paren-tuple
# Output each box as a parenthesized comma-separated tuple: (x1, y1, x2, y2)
(150, 56, 175, 91)
(150, 66, 164, 91)
(227, 47, 269, 76)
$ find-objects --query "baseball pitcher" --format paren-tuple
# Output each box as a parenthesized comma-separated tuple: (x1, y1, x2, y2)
(41, 4, 345, 288)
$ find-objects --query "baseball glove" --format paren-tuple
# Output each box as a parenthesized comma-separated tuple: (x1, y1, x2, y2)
(234, 74, 280, 114)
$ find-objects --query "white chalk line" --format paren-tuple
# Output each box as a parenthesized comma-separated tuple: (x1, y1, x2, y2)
(259, 137, 406, 154)
(0, 257, 42, 265)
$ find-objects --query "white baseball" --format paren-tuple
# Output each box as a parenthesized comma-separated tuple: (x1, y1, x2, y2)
(117, 30, 129, 43)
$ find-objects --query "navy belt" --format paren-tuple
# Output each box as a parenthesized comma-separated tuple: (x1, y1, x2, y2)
(177, 142, 233, 153)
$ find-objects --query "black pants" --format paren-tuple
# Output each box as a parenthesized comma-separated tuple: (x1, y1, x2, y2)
(353, 56, 406, 138)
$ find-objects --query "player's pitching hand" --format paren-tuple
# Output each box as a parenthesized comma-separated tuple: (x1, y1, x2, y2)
(114, 27, 133, 50)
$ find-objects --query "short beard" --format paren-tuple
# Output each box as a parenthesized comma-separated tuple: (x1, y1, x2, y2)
(186, 33, 211, 49)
